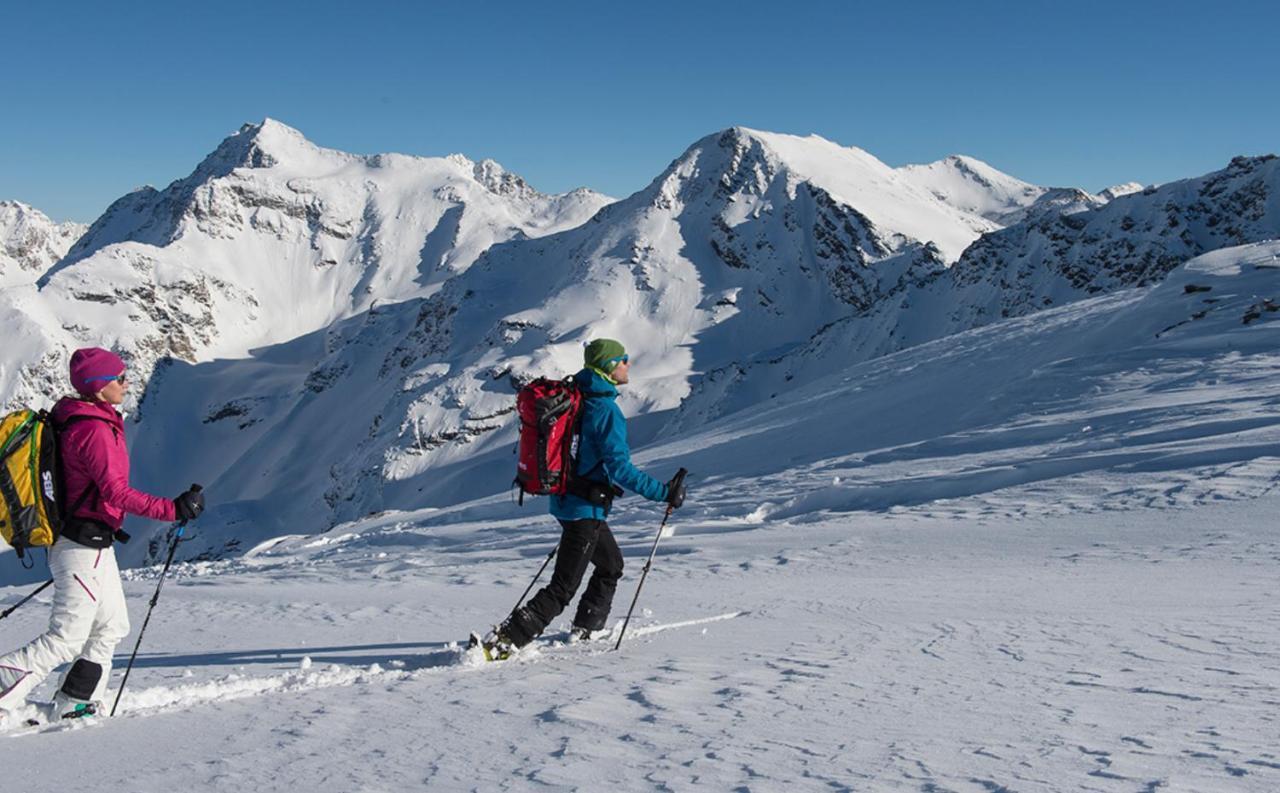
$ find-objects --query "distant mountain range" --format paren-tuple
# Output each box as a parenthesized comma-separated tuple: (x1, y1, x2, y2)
(1, 120, 1274, 561)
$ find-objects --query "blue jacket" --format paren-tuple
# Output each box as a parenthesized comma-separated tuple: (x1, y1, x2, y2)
(550, 368, 669, 521)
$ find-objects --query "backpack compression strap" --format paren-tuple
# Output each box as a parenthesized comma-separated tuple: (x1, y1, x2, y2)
(0, 415, 40, 557)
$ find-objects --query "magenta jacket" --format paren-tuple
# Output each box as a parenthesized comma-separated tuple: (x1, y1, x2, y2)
(51, 397, 176, 528)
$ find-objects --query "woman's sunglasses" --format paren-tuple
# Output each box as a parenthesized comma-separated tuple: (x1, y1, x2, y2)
(85, 372, 128, 386)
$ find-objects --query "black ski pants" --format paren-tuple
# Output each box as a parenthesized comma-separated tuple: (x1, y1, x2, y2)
(513, 519, 623, 645)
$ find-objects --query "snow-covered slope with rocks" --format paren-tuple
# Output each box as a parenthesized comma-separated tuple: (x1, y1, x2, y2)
(0, 202, 85, 286)
(0, 120, 612, 413)
(676, 154, 1279, 427)
(935, 154, 1280, 328)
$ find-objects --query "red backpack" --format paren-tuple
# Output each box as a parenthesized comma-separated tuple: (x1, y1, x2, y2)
(514, 378, 584, 500)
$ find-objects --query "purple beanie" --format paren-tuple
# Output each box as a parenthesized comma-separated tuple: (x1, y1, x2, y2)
(69, 347, 126, 396)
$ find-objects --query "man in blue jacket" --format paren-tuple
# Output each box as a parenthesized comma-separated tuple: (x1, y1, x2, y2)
(497, 339, 685, 649)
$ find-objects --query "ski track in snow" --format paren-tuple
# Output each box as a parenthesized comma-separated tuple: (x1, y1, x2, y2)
(2, 612, 747, 739)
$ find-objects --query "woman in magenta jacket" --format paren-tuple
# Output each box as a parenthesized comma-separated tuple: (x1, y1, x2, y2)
(0, 347, 203, 723)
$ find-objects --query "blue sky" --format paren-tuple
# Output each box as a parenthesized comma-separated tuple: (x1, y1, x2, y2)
(2, 0, 1276, 223)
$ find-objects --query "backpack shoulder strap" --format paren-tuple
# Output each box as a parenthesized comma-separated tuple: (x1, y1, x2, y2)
(57, 413, 118, 437)
(52, 413, 117, 519)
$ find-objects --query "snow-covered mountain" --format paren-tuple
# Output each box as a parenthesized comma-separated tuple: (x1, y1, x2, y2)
(675, 153, 1280, 426)
(1100, 181, 1145, 201)
(897, 154, 1049, 225)
(935, 154, 1280, 329)
(149, 127, 1013, 546)
(0, 201, 85, 286)
(0, 120, 612, 412)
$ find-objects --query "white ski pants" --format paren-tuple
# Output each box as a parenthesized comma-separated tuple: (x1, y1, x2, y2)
(0, 539, 129, 707)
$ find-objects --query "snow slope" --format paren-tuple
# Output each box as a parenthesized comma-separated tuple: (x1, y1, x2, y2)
(0, 201, 85, 287)
(3, 243, 1279, 791)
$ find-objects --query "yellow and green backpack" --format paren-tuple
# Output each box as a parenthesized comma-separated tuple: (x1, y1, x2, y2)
(0, 409, 71, 562)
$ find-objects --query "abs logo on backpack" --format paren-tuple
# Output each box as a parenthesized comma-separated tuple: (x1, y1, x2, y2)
(514, 378, 584, 499)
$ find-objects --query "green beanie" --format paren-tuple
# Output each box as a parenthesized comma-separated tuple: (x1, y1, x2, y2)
(584, 338, 627, 374)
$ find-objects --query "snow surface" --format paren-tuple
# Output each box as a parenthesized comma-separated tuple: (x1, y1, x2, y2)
(4, 497, 1278, 792)
(2, 241, 1279, 790)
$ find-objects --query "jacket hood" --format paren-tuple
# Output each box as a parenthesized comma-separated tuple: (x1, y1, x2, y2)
(51, 395, 122, 427)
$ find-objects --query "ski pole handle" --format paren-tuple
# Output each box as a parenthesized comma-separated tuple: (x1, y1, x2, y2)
(175, 484, 203, 536)
(665, 467, 688, 510)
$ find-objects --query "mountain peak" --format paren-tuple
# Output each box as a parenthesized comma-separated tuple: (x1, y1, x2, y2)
(470, 158, 536, 200)
(1099, 182, 1144, 201)
(1, 200, 86, 283)
(898, 154, 1045, 225)
(195, 118, 351, 178)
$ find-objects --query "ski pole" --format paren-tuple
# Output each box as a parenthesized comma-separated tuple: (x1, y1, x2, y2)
(615, 468, 686, 651)
(111, 486, 199, 717)
(0, 579, 53, 621)
(512, 543, 558, 614)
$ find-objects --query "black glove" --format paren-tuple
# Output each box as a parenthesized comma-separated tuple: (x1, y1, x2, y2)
(665, 468, 687, 509)
(174, 485, 205, 521)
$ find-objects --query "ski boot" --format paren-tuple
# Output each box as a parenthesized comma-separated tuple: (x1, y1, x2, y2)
(568, 625, 593, 644)
(29, 659, 107, 725)
(24, 693, 103, 727)
(468, 628, 515, 662)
